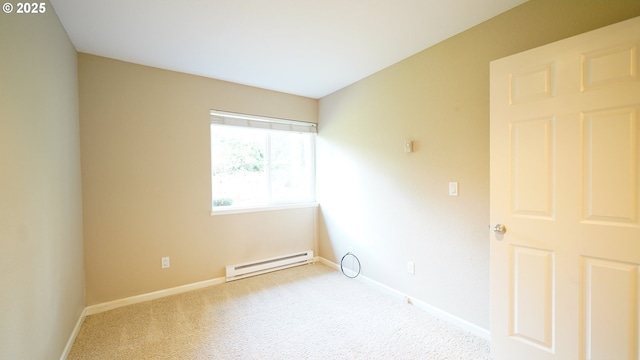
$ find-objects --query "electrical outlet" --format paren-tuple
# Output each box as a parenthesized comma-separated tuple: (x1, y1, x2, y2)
(407, 261, 415, 275)
(161, 256, 170, 269)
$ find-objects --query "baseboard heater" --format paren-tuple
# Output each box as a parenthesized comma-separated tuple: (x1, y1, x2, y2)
(225, 250, 314, 282)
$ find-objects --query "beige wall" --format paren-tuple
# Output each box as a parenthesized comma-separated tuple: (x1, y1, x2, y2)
(317, 0, 640, 330)
(79, 54, 318, 305)
(0, 1, 85, 358)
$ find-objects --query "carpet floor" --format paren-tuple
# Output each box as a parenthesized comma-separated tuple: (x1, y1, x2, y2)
(68, 263, 491, 359)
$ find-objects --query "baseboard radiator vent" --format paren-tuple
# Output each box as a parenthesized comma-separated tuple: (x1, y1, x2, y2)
(225, 250, 314, 282)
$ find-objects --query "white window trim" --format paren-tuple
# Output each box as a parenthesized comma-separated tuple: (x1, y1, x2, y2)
(210, 110, 317, 215)
(210, 110, 317, 133)
(210, 201, 319, 216)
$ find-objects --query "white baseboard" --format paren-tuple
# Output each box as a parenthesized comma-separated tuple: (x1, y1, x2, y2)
(85, 276, 226, 316)
(62, 258, 488, 360)
(317, 257, 490, 341)
(60, 276, 225, 359)
(60, 307, 87, 360)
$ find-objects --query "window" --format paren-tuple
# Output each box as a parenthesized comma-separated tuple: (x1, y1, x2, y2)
(210, 110, 316, 213)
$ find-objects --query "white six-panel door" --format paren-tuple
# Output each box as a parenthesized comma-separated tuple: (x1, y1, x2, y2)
(490, 16, 640, 360)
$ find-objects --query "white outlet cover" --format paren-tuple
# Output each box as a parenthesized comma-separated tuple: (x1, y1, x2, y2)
(407, 261, 415, 274)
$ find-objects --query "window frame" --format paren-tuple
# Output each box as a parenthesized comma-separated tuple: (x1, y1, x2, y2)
(210, 110, 317, 215)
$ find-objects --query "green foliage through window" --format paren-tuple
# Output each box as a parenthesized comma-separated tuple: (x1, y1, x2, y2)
(211, 124, 315, 209)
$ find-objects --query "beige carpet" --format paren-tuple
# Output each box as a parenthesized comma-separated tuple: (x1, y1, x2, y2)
(68, 263, 491, 359)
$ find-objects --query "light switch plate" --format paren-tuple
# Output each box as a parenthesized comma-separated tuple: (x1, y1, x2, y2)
(448, 182, 458, 196)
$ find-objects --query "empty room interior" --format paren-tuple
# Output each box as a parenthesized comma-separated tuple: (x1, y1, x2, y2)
(2, 0, 640, 359)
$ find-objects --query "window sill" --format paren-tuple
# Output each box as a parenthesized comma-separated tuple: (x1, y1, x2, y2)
(210, 202, 319, 216)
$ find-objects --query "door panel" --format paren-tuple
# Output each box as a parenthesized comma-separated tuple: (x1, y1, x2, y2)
(581, 107, 639, 225)
(581, 45, 638, 91)
(510, 117, 556, 218)
(581, 257, 639, 360)
(510, 245, 555, 351)
(491, 16, 640, 360)
(510, 63, 555, 104)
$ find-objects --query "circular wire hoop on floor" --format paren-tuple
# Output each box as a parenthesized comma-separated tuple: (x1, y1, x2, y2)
(340, 252, 361, 278)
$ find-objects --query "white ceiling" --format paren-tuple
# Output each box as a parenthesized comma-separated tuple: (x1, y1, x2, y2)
(49, 0, 528, 99)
